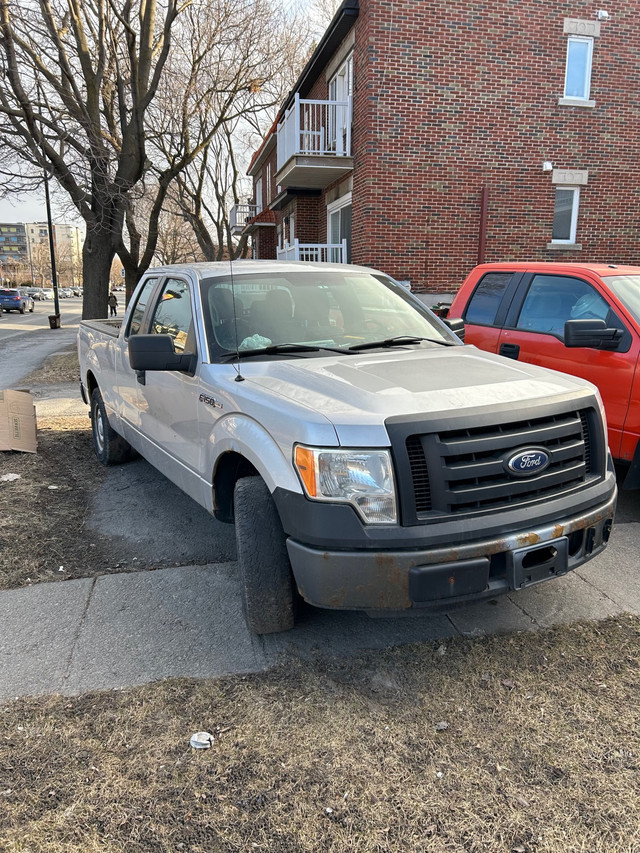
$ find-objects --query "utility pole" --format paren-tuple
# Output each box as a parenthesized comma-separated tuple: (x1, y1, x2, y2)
(43, 168, 61, 327)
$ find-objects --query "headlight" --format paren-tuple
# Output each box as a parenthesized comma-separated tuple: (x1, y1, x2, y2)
(294, 446, 397, 524)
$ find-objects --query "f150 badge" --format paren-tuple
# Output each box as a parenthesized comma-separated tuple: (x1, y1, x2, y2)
(506, 448, 550, 477)
(199, 393, 223, 409)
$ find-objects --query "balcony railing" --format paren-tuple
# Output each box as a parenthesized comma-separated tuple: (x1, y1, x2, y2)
(277, 239, 347, 264)
(230, 203, 259, 233)
(276, 93, 352, 172)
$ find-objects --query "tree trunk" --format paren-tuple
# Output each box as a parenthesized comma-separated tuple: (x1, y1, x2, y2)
(81, 228, 116, 320)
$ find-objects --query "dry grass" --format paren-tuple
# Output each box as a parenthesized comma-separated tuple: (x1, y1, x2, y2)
(1, 617, 639, 852)
(0, 415, 117, 589)
(19, 349, 80, 386)
(3, 352, 640, 851)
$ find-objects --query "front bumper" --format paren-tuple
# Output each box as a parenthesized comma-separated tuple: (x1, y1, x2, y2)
(285, 487, 616, 612)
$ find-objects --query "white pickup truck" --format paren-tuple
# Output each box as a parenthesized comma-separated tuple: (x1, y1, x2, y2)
(77, 261, 616, 633)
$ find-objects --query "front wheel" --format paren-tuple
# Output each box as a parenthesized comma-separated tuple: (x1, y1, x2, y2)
(90, 387, 133, 466)
(234, 476, 295, 634)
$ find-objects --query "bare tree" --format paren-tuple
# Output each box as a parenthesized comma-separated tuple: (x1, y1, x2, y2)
(153, 206, 203, 265)
(0, 0, 190, 317)
(116, 0, 311, 296)
(0, 0, 307, 317)
(161, 7, 312, 268)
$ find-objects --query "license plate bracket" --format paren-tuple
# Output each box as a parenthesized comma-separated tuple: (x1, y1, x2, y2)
(507, 537, 569, 590)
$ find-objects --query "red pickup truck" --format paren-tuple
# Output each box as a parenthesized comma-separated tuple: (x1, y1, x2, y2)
(448, 262, 640, 487)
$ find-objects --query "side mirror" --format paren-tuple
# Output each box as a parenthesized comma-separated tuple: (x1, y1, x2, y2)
(564, 319, 622, 351)
(443, 317, 465, 342)
(128, 334, 195, 372)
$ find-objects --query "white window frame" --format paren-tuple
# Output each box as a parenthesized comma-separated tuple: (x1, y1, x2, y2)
(255, 176, 262, 214)
(563, 36, 593, 101)
(552, 187, 580, 244)
(327, 192, 352, 262)
(328, 55, 353, 154)
(327, 192, 352, 240)
(265, 164, 272, 205)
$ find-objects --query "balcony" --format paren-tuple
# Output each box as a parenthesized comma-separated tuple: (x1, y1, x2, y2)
(276, 93, 353, 189)
(230, 203, 259, 234)
(277, 239, 347, 264)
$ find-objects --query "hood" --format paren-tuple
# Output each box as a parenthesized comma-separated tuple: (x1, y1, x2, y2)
(241, 345, 599, 444)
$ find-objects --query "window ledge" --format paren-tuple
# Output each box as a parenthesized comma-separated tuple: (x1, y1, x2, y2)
(558, 97, 596, 108)
(547, 242, 583, 251)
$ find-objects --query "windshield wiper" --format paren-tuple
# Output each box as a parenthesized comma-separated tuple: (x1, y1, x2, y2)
(347, 335, 454, 352)
(232, 342, 348, 358)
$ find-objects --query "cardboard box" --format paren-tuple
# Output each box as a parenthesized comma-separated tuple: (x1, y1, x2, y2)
(0, 389, 37, 453)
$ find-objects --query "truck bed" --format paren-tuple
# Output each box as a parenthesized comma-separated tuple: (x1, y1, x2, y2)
(80, 317, 123, 337)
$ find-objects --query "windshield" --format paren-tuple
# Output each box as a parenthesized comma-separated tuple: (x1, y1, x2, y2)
(199, 270, 456, 360)
(602, 275, 640, 325)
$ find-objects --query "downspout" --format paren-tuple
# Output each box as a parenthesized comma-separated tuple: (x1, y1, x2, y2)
(478, 185, 488, 264)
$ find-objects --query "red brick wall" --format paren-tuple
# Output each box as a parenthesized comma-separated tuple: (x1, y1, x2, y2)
(349, 0, 640, 292)
(256, 227, 277, 259)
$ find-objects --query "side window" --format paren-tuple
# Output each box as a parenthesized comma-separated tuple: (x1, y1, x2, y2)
(127, 277, 158, 337)
(552, 188, 579, 244)
(149, 278, 194, 353)
(464, 273, 513, 325)
(516, 275, 610, 336)
(564, 36, 593, 101)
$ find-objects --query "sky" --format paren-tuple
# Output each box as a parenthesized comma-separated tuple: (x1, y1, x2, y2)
(0, 186, 71, 225)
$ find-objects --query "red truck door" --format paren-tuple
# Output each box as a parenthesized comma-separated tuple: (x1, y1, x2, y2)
(496, 272, 637, 459)
(448, 270, 523, 354)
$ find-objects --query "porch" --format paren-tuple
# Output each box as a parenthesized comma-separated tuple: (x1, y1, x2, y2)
(276, 93, 353, 189)
(276, 239, 348, 264)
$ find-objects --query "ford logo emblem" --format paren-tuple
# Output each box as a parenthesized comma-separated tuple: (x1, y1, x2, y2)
(505, 447, 551, 477)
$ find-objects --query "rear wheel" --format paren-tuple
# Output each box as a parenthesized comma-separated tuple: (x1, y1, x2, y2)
(90, 387, 133, 465)
(20, 305, 25, 314)
(234, 476, 295, 634)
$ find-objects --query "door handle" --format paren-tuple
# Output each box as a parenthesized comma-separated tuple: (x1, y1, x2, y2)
(499, 343, 520, 359)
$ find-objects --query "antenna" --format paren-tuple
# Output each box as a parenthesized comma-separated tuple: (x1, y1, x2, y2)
(229, 255, 244, 382)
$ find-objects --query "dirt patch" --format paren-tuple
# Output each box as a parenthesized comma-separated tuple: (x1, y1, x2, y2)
(0, 416, 122, 589)
(0, 616, 639, 852)
(21, 350, 79, 386)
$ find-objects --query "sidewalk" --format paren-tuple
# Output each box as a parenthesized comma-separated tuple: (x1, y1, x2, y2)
(1, 517, 638, 700)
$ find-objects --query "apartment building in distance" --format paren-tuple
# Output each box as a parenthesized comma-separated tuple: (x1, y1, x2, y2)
(0, 220, 84, 286)
(234, 0, 640, 293)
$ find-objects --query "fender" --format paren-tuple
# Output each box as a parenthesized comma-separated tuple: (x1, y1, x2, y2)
(208, 413, 310, 496)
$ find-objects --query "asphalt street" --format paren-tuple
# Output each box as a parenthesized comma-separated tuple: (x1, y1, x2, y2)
(1, 305, 639, 699)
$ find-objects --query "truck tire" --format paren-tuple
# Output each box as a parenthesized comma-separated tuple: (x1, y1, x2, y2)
(234, 476, 295, 634)
(90, 387, 133, 466)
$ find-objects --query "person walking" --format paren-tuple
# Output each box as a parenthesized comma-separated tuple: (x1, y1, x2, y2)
(108, 291, 118, 317)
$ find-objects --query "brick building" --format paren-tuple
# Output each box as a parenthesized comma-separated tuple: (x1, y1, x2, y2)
(234, 0, 640, 294)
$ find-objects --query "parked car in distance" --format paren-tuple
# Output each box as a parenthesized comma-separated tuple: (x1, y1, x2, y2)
(0, 288, 34, 313)
(73, 287, 83, 297)
(448, 262, 640, 486)
(41, 288, 55, 300)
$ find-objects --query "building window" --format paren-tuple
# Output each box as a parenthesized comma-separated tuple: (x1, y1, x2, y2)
(255, 176, 262, 214)
(327, 192, 352, 263)
(564, 37, 593, 100)
(265, 164, 271, 204)
(552, 188, 580, 244)
(328, 55, 353, 155)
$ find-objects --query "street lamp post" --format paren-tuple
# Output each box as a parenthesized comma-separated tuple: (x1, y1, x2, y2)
(43, 167, 61, 325)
